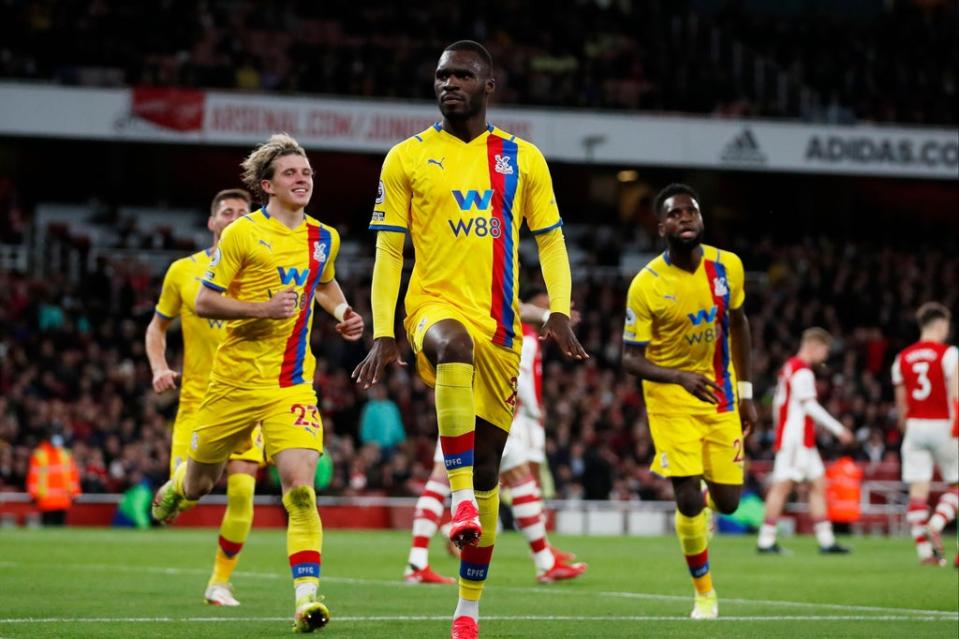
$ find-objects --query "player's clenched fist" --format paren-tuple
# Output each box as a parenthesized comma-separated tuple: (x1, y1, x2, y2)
(262, 288, 298, 318)
(152, 369, 180, 393)
(336, 307, 365, 341)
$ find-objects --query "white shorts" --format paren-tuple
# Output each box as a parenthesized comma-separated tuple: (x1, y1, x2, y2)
(511, 414, 545, 465)
(772, 444, 825, 483)
(901, 419, 959, 483)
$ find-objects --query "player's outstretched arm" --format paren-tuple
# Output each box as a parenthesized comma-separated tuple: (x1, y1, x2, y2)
(314, 278, 364, 341)
(352, 230, 406, 388)
(195, 284, 296, 320)
(729, 306, 758, 437)
(144, 314, 179, 393)
(801, 398, 854, 444)
(533, 229, 588, 360)
(622, 343, 723, 404)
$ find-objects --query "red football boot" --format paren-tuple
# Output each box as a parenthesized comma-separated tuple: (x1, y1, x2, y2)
(537, 560, 588, 583)
(448, 501, 482, 549)
(551, 547, 577, 563)
(404, 565, 456, 585)
(451, 615, 479, 639)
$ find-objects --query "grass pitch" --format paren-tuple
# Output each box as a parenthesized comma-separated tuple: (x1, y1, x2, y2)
(0, 527, 956, 638)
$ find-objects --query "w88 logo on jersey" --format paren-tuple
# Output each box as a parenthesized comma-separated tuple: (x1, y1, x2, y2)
(448, 216, 503, 238)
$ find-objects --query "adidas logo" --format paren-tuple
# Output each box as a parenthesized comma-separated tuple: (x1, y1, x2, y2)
(720, 128, 767, 165)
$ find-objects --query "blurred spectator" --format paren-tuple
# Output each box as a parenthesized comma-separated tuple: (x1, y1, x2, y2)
(358, 385, 405, 456)
(0, 1, 953, 124)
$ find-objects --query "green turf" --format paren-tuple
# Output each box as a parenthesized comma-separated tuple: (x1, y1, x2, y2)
(0, 527, 956, 638)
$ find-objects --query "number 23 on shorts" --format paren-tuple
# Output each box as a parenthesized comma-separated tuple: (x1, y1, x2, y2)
(291, 403, 321, 435)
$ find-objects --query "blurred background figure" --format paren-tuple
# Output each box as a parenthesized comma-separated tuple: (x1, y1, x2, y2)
(359, 384, 406, 458)
(26, 424, 81, 526)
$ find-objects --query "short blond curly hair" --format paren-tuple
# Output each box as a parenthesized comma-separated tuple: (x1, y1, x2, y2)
(240, 133, 307, 202)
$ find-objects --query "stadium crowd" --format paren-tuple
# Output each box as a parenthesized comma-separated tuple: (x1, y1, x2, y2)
(2, 231, 954, 501)
(0, 0, 954, 125)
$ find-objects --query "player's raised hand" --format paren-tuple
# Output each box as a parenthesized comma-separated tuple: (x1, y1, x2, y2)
(336, 307, 365, 341)
(152, 369, 180, 393)
(541, 312, 589, 360)
(262, 288, 298, 319)
(675, 371, 724, 404)
(738, 397, 758, 438)
(352, 337, 406, 389)
(838, 429, 854, 445)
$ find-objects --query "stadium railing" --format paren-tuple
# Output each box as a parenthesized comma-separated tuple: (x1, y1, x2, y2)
(1, 484, 947, 536)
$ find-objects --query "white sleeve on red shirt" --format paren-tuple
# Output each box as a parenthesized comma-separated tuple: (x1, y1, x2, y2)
(793, 368, 845, 437)
(891, 355, 903, 386)
(791, 368, 818, 401)
(516, 334, 541, 420)
(942, 346, 958, 381)
(802, 398, 845, 437)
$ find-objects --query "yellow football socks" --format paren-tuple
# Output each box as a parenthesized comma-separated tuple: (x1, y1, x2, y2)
(458, 487, 500, 603)
(209, 472, 256, 586)
(283, 485, 323, 600)
(676, 510, 713, 594)
(435, 362, 476, 493)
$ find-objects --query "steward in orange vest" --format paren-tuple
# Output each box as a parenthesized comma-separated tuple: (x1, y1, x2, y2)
(27, 438, 81, 526)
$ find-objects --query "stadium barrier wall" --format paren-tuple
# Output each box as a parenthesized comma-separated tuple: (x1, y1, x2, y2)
(1, 481, 948, 536)
(0, 83, 956, 179)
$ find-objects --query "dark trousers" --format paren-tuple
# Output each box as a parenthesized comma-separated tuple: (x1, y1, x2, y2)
(41, 510, 67, 526)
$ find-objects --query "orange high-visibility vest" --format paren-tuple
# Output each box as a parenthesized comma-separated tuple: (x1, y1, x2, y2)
(825, 456, 862, 523)
(26, 442, 81, 511)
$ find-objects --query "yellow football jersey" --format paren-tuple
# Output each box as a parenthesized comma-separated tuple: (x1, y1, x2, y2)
(624, 245, 745, 415)
(371, 123, 561, 352)
(202, 208, 339, 388)
(155, 249, 224, 407)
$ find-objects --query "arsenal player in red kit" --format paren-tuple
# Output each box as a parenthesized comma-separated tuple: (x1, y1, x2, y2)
(892, 302, 958, 566)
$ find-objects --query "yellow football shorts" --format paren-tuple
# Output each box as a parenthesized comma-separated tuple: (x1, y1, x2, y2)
(648, 411, 745, 484)
(189, 382, 323, 464)
(404, 303, 520, 433)
(169, 403, 265, 475)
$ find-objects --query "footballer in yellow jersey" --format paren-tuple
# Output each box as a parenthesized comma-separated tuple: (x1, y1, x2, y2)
(353, 41, 587, 639)
(624, 243, 745, 419)
(145, 188, 265, 607)
(152, 245, 264, 473)
(202, 209, 341, 390)
(152, 135, 363, 633)
(371, 121, 562, 354)
(622, 183, 757, 620)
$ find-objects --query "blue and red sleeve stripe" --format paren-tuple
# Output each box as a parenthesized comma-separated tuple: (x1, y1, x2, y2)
(486, 134, 519, 349)
(703, 258, 735, 412)
(279, 224, 330, 387)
